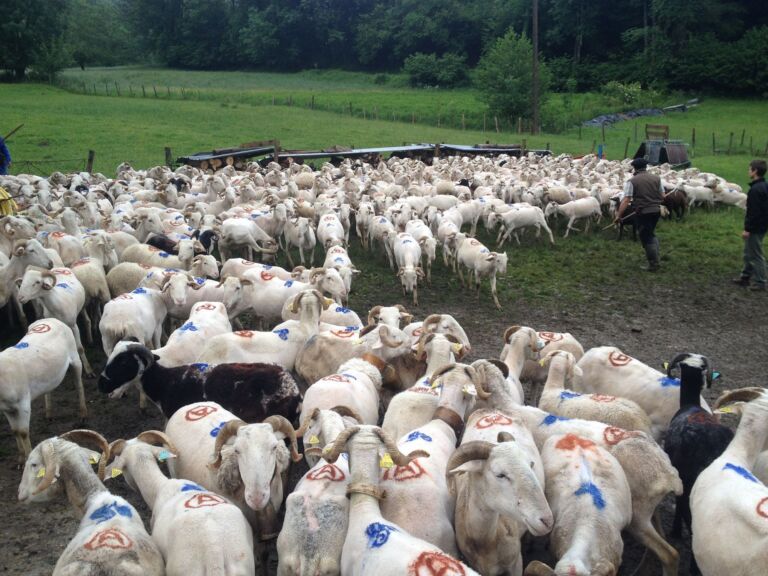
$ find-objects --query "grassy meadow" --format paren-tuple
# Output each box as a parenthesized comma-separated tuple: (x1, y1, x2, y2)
(2, 70, 766, 305)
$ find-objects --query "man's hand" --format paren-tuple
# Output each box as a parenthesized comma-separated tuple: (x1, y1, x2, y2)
(743, 231, 751, 239)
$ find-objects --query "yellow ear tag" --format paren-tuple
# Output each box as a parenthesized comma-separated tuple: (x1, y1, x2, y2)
(89, 454, 100, 465)
(451, 343, 463, 355)
(430, 378, 441, 389)
(718, 405, 734, 414)
(354, 338, 364, 345)
(36, 467, 46, 478)
(379, 453, 394, 469)
(663, 362, 670, 370)
(463, 384, 477, 397)
(308, 435, 320, 445)
(111, 468, 123, 479)
(539, 359, 546, 367)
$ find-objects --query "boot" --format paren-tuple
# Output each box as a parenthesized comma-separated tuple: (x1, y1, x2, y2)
(643, 238, 660, 272)
(732, 276, 751, 286)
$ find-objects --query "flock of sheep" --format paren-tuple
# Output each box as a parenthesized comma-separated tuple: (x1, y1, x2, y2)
(0, 152, 763, 576)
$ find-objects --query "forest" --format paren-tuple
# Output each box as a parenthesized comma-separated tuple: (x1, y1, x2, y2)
(2, 0, 767, 95)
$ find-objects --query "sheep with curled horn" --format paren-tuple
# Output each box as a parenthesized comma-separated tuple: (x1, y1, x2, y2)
(17, 429, 165, 576)
(317, 424, 479, 576)
(406, 312, 471, 352)
(367, 304, 413, 328)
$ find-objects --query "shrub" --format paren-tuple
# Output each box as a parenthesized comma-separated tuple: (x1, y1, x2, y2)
(402, 52, 468, 88)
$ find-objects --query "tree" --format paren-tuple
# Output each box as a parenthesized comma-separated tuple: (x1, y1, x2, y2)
(0, 0, 68, 79)
(473, 29, 550, 121)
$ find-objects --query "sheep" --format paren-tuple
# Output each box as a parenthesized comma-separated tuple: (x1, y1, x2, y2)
(496, 204, 554, 247)
(367, 304, 413, 328)
(519, 330, 585, 392)
(69, 256, 111, 344)
(355, 201, 375, 250)
(120, 238, 200, 269)
(454, 234, 508, 310)
(17, 266, 94, 376)
(368, 215, 397, 269)
(17, 430, 165, 576)
(283, 216, 316, 267)
(446, 434, 552, 576)
(99, 341, 301, 421)
(197, 290, 328, 370)
(316, 212, 346, 250)
(220, 258, 295, 282)
(321, 425, 479, 576)
(322, 244, 358, 301)
(471, 360, 684, 576)
(690, 387, 768, 576)
(575, 345, 711, 441)
(524, 433, 632, 576)
(106, 431, 255, 575)
(405, 219, 438, 284)
(1, 318, 86, 461)
(393, 232, 424, 305)
(280, 291, 362, 328)
(153, 300, 232, 366)
(544, 197, 602, 237)
(538, 350, 653, 434)
(277, 411, 354, 576)
(43, 230, 87, 266)
(662, 353, 733, 574)
(495, 325, 544, 405)
(300, 357, 383, 427)
(0, 214, 37, 257)
(164, 401, 301, 545)
(0, 238, 54, 328)
(217, 217, 280, 262)
(663, 185, 688, 219)
(682, 184, 715, 210)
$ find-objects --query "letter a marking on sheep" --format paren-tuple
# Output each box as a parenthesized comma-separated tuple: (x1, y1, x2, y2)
(607, 351, 632, 367)
(365, 522, 399, 548)
(184, 493, 226, 509)
(475, 413, 514, 429)
(185, 405, 217, 421)
(382, 459, 428, 481)
(84, 528, 133, 550)
(405, 431, 433, 443)
(306, 464, 346, 482)
(28, 323, 51, 334)
(408, 551, 466, 576)
(757, 497, 768, 519)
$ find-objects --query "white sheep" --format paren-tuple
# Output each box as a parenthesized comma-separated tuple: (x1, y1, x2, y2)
(454, 235, 507, 309)
(98, 285, 168, 356)
(494, 204, 554, 246)
(544, 197, 602, 237)
(153, 301, 232, 366)
(283, 216, 316, 267)
(393, 232, 424, 305)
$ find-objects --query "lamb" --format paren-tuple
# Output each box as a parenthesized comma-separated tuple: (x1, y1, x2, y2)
(575, 346, 711, 441)
(106, 431, 255, 575)
(471, 360, 684, 576)
(690, 387, 768, 576)
(17, 266, 94, 376)
(321, 425, 479, 576)
(447, 434, 552, 576)
(17, 430, 165, 576)
(663, 353, 733, 575)
(99, 342, 301, 422)
(355, 201, 375, 250)
(283, 216, 316, 267)
(454, 234, 508, 309)
(69, 255, 111, 344)
(216, 217, 280, 261)
(538, 350, 653, 435)
(316, 212, 345, 249)
(1, 318, 86, 461)
(164, 402, 301, 543)
(153, 300, 232, 366)
(322, 244, 358, 301)
(524, 433, 632, 576)
(544, 197, 602, 237)
(403, 313, 472, 352)
(393, 232, 424, 305)
(98, 286, 167, 356)
(120, 238, 200, 269)
(494, 204, 554, 247)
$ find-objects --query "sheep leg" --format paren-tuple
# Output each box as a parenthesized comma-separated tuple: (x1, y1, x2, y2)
(80, 307, 93, 346)
(457, 264, 466, 287)
(44, 394, 52, 420)
(68, 356, 87, 420)
(5, 400, 32, 462)
(490, 274, 501, 310)
(286, 246, 296, 268)
(628, 511, 679, 576)
(71, 324, 94, 377)
(11, 293, 29, 330)
(413, 286, 418, 306)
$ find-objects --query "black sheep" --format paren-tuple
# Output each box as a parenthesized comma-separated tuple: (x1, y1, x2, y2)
(98, 343, 302, 423)
(663, 352, 732, 575)
(145, 233, 181, 254)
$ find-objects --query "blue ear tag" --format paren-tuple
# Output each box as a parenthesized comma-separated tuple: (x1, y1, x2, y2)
(158, 450, 173, 462)
(712, 371, 721, 380)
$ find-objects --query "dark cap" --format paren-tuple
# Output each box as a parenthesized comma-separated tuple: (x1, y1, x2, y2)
(631, 158, 648, 170)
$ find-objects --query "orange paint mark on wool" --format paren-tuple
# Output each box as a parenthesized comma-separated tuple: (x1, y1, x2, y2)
(555, 434, 597, 452)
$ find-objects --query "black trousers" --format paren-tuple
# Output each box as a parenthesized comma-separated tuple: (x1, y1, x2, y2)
(636, 212, 660, 247)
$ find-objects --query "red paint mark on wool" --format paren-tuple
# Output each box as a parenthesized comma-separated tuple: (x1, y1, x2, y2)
(603, 426, 640, 446)
(608, 351, 632, 367)
(475, 413, 514, 429)
(184, 493, 226, 509)
(28, 323, 51, 334)
(383, 459, 428, 482)
(556, 434, 597, 451)
(84, 528, 133, 550)
(538, 331, 563, 342)
(409, 551, 466, 576)
(307, 464, 346, 482)
(591, 394, 616, 403)
(185, 405, 217, 421)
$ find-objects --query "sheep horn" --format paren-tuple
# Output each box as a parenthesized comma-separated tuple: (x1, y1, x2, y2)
(713, 387, 766, 410)
(523, 560, 557, 576)
(422, 314, 441, 333)
(109, 439, 127, 457)
(471, 367, 493, 400)
(308, 267, 325, 283)
(367, 305, 382, 326)
(415, 333, 431, 361)
(289, 292, 304, 314)
(446, 441, 494, 474)
(428, 363, 457, 388)
(31, 441, 59, 495)
(264, 415, 302, 463)
(295, 408, 321, 438)
(503, 325, 522, 343)
(136, 430, 179, 456)
(321, 425, 360, 463)
(374, 427, 428, 466)
(59, 429, 110, 481)
(12, 240, 27, 256)
(210, 419, 246, 469)
(497, 431, 515, 443)
(666, 353, 693, 377)
(331, 405, 364, 423)
(485, 358, 511, 379)
(378, 325, 401, 348)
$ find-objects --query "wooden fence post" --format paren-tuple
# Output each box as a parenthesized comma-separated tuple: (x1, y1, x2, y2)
(741, 128, 746, 147)
(578, 124, 582, 140)
(142, 85, 146, 97)
(691, 127, 696, 154)
(728, 132, 734, 155)
(115, 82, 120, 96)
(750, 136, 753, 155)
(517, 117, 522, 134)
(153, 86, 158, 98)
(129, 84, 134, 97)
(712, 132, 716, 154)
(164, 147, 173, 168)
(590, 139, 596, 154)
(105, 81, 109, 95)
(462, 113, 466, 130)
(624, 137, 630, 159)
(311, 95, 315, 109)
(495, 116, 499, 133)
(167, 86, 171, 97)
(86, 150, 95, 174)
(634, 123, 638, 142)
(483, 113, 487, 132)
(601, 122, 606, 143)
(273, 140, 280, 164)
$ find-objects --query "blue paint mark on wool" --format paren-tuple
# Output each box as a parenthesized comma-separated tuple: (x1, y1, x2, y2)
(405, 431, 432, 443)
(209, 422, 228, 437)
(180, 482, 206, 492)
(56, 283, 70, 289)
(159, 252, 170, 258)
(89, 501, 133, 523)
(284, 280, 294, 287)
(132, 287, 147, 294)
(191, 363, 209, 372)
(180, 322, 198, 332)
(541, 414, 571, 426)
(273, 328, 290, 341)
(334, 257, 345, 263)
(365, 522, 399, 548)
(559, 390, 582, 401)
(195, 277, 205, 285)
(263, 264, 273, 270)
(659, 376, 681, 387)
(723, 463, 760, 483)
(13, 342, 29, 349)
(574, 482, 606, 510)
(336, 306, 351, 313)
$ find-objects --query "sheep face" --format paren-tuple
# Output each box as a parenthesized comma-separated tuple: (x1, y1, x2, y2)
(12, 239, 54, 270)
(231, 425, 291, 511)
(99, 343, 155, 398)
(17, 441, 67, 504)
(17, 270, 56, 304)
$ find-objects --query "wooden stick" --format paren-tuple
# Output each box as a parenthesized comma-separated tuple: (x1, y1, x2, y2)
(3, 124, 24, 141)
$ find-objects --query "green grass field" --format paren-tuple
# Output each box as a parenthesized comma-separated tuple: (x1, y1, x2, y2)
(2, 72, 765, 305)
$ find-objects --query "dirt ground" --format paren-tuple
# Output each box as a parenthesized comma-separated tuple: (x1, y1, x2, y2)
(1, 274, 766, 575)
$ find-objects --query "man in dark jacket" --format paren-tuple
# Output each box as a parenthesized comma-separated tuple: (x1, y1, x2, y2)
(616, 157, 665, 271)
(733, 159, 768, 291)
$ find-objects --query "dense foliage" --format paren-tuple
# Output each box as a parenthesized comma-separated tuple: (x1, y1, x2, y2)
(1, 0, 767, 98)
